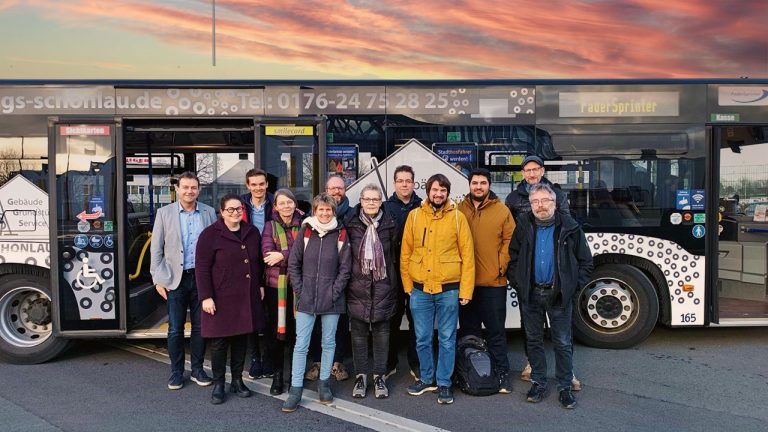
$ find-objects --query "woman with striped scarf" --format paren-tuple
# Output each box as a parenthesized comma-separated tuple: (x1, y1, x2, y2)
(261, 189, 304, 395)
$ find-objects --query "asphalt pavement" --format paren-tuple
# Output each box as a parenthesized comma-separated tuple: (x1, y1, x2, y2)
(1, 326, 767, 432)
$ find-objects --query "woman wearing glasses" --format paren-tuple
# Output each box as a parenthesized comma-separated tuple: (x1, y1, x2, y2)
(261, 189, 304, 395)
(283, 193, 352, 413)
(196, 193, 266, 404)
(346, 184, 399, 399)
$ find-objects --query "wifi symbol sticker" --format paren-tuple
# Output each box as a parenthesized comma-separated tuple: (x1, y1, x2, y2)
(691, 189, 705, 210)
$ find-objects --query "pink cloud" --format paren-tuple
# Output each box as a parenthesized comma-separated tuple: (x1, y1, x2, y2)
(13, 0, 768, 78)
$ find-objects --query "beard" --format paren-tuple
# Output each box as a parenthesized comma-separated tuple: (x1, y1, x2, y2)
(471, 192, 488, 202)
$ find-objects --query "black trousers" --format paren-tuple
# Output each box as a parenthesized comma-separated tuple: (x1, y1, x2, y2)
(387, 289, 419, 372)
(458, 286, 510, 373)
(350, 318, 390, 376)
(209, 334, 248, 384)
(263, 286, 295, 371)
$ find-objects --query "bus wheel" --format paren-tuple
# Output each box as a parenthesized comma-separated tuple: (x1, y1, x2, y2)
(0, 273, 72, 364)
(573, 264, 659, 349)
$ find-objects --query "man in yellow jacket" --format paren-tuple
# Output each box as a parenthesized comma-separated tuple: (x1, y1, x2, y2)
(457, 168, 515, 394)
(401, 174, 475, 405)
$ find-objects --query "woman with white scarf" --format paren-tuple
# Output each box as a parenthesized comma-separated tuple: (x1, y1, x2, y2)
(283, 193, 352, 413)
(345, 184, 400, 399)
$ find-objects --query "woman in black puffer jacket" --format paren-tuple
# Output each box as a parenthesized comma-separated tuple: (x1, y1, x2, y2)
(345, 184, 400, 400)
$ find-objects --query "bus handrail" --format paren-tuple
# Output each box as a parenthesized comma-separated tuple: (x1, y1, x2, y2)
(127, 232, 150, 256)
(128, 233, 152, 281)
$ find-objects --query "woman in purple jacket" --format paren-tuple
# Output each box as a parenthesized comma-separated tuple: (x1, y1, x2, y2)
(196, 194, 266, 405)
(261, 188, 304, 395)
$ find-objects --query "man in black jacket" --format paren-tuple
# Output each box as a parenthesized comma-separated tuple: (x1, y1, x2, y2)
(382, 165, 422, 380)
(507, 183, 593, 409)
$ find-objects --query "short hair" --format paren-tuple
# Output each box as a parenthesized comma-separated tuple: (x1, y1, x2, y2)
(273, 188, 297, 206)
(468, 167, 491, 185)
(325, 174, 345, 188)
(312, 193, 337, 215)
(529, 183, 556, 200)
(177, 171, 199, 186)
(393, 165, 415, 181)
(219, 193, 242, 210)
(360, 183, 383, 201)
(425, 173, 451, 195)
(245, 168, 268, 183)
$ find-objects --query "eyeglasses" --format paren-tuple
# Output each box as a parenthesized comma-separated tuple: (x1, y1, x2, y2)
(530, 198, 554, 206)
(395, 179, 413, 184)
(327, 186, 345, 191)
(361, 197, 381, 203)
(223, 206, 244, 214)
(522, 167, 542, 174)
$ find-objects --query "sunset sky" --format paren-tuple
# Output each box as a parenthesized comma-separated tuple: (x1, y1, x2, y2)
(0, 0, 766, 80)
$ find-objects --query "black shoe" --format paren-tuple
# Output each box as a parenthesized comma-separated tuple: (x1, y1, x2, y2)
(559, 388, 577, 409)
(261, 361, 275, 379)
(437, 386, 454, 404)
(191, 369, 213, 387)
(526, 382, 548, 403)
(407, 379, 438, 396)
(167, 371, 184, 390)
(230, 379, 252, 398)
(498, 370, 512, 394)
(211, 383, 226, 404)
(270, 370, 284, 395)
(248, 361, 263, 379)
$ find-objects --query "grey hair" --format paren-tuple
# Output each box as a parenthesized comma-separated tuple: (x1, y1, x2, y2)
(529, 183, 556, 200)
(312, 193, 337, 215)
(360, 183, 383, 201)
(273, 188, 297, 206)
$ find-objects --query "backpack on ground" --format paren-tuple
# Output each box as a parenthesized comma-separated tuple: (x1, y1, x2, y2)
(453, 335, 500, 396)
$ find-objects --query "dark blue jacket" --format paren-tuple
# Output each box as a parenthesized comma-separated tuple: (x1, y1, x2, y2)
(507, 212, 593, 307)
(383, 192, 422, 240)
(239, 192, 274, 227)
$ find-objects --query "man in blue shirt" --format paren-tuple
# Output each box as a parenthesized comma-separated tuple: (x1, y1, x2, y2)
(150, 172, 217, 390)
(238, 168, 275, 379)
(507, 183, 593, 409)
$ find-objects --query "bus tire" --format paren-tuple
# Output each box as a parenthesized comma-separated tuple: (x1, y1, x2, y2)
(573, 264, 659, 349)
(0, 273, 73, 364)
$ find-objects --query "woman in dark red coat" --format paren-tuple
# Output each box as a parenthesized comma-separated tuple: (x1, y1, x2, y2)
(196, 193, 265, 405)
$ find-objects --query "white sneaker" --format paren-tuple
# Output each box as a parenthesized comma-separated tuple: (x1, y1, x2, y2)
(352, 374, 367, 398)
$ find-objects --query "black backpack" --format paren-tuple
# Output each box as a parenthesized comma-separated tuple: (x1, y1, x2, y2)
(453, 335, 500, 396)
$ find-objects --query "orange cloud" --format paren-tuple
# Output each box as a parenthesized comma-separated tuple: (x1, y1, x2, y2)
(13, 0, 768, 78)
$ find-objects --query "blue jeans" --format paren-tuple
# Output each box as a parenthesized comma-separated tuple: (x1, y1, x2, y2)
(521, 287, 574, 391)
(291, 312, 340, 388)
(166, 273, 205, 376)
(409, 288, 459, 387)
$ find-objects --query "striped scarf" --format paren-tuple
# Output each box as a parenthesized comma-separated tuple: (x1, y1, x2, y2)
(272, 220, 299, 341)
(358, 210, 386, 281)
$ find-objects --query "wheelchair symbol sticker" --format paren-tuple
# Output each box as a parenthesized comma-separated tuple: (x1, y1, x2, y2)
(74, 235, 88, 248)
(104, 235, 114, 248)
(75, 257, 105, 290)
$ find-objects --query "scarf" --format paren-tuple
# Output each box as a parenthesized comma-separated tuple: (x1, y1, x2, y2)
(358, 210, 386, 281)
(271, 217, 299, 341)
(535, 213, 556, 227)
(303, 215, 338, 237)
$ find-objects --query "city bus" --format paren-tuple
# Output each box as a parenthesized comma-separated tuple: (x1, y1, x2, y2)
(0, 79, 766, 364)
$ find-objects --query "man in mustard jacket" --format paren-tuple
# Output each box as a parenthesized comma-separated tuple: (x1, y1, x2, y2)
(457, 168, 515, 394)
(401, 174, 475, 405)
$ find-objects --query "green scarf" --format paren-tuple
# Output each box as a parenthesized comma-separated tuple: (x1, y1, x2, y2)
(272, 220, 299, 341)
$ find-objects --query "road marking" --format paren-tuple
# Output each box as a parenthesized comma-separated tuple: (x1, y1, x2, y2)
(114, 342, 448, 432)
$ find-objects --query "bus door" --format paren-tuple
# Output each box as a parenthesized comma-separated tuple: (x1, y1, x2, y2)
(49, 120, 125, 337)
(255, 117, 325, 213)
(715, 125, 768, 323)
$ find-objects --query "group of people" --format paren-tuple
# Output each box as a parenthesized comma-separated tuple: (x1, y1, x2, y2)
(149, 154, 593, 411)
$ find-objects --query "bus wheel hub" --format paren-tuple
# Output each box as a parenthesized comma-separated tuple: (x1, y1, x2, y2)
(26, 298, 51, 326)
(585, 281, 634, 329)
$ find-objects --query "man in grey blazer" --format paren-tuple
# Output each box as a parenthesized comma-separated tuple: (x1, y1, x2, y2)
(151, 171, 217, 390)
